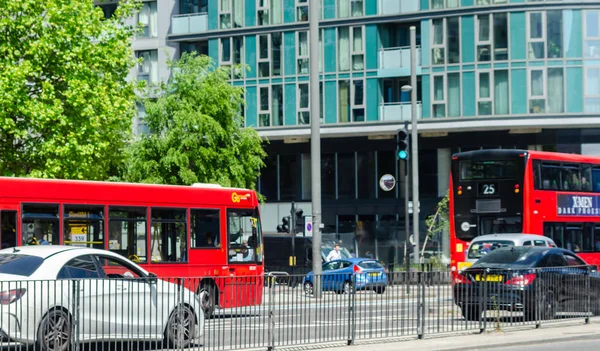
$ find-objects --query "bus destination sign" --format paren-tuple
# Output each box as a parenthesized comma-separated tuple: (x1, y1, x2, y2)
(557, 194, 600, 216)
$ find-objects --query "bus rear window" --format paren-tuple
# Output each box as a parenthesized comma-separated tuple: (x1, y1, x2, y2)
(460, 160, 518, 181)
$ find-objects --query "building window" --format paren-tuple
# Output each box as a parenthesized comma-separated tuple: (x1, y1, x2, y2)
(257, 0, 283, 25)
(432, 74, 446, 117)
(258, 85, 283, 127)
(528, 68, 564, 114)
(475, 0, 507, 4)
(529, 69, 546, 113)
(352, 79, 365, 122)
(137, 1, 157, 38)
(181, 41, 209, 56)
(431, 17, 459, 65)
(447, 17, 460, 64)
(220, 0, 243, 29)
(585, 10, 600, 58)
(322, 154, 336, 199)
(447, 73, 461, 117)
(477, 70, 509, 116)
(296, 0, 308, 22)
(258, 34, 270, 77)
(339, 80, 350, 122)
(585, 67, 600, 113)
(357, 152, 375, 199)
(476, 15, 491, 61)
(478, 13, 509, 61)
(136, 50, 158, 85)
(431, 19, 445, 65)
(220, 37, 243, 79)
(257, 33, 282, 78)
(297, 31, 309, 74)
(279, 154, 298, 200)
(180, 0, 208, 14)
(337, 153, 356, 199)
(338, 0, 363, 18)
(431, 0, 459, 8)
(528, 11, 563, 60)
(338, 26, 364, 71)
(298, 83, 310, 125)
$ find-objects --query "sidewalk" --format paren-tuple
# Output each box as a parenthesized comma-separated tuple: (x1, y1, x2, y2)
(281, 320, 600, 351)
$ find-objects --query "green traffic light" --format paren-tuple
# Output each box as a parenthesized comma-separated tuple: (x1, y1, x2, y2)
(398, 150, 408, 159)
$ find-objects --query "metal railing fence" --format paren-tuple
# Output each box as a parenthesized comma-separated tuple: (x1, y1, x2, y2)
(0, 266, 598, 350)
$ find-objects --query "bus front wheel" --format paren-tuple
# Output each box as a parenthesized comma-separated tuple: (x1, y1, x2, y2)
(198, 283, 217, 319)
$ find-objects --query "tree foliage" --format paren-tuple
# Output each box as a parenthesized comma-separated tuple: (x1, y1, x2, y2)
(0, 0, 139, 179)
(425, 190, 450, 239)
(121, 53, 267, 191)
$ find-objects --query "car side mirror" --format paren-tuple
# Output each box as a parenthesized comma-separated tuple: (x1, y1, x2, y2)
(147, 272, 158, 284)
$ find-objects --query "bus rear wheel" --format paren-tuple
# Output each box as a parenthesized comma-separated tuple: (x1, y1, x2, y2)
(198, 283, 217, 319)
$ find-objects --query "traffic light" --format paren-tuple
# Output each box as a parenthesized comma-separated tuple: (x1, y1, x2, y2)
(294, 208, 304, 235)
(397, 126, 410, 161)
(277, 216, 290, 233)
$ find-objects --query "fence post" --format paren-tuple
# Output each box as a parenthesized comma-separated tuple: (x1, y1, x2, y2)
(267, 274, 276, 351)
(417, 271, 423, 339)
(586, 268, 591, 324)
(421, 269, 426, 338)
(347, 274, 356, 345)
(71, 280, 80, 351)
(480, 271, 486, 334)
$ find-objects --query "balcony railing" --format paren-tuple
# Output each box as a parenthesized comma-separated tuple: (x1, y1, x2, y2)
(171, 12, 208, 35)
(379, 46, 422, 70)
(380, 102, 422, 122)
(378, 0, 420, 15)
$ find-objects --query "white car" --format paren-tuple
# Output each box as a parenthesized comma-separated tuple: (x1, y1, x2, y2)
(0, 245, 203, 350)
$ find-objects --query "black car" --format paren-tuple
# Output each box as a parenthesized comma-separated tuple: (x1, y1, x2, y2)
(453, 246, 599, 321)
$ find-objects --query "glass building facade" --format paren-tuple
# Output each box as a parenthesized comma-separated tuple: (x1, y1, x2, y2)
(109, 0, 600, 263)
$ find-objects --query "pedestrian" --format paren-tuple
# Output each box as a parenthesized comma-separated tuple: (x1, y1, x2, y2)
(326, 243, 342, 262)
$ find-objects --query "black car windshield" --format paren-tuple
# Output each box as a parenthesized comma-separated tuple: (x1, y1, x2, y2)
(0, 254, 44, 276)
(471, 248, 542, 268)
(468, 240, 514, 259)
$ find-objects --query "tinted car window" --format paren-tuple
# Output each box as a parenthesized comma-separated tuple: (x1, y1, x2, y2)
(358, 260, 383, 269)
(468, 240, 514, 259)
(57, 255, 100, 279)
(565, 254, 585, 267)
(472, 248, 541, 268)
(533, 240, 547, 247)
(0, 254, 43, 276)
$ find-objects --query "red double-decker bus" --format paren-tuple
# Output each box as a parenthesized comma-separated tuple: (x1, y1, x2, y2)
(449, 149, 600, 274)
(0, 177, 264, 317)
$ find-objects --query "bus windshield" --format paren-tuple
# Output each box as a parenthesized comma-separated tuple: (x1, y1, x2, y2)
(460, 160, 518, 181)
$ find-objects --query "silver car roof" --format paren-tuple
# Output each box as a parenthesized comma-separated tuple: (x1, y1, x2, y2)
(470, 233, 555, 244)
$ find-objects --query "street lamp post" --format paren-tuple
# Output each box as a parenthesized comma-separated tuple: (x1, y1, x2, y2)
(400, 26, 420, 266)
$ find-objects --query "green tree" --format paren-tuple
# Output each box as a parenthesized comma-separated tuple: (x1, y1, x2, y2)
(121, 53, 267, 191)
(0, 0, 139, 179)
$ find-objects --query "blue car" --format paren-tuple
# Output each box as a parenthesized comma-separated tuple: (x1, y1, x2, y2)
(303, 258, 388, 295)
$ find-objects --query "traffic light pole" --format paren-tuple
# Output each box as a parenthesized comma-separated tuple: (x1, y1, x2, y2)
(290, 202, 296, 278)
(403, 121, 410, 294)
(410, 26, 420, 266)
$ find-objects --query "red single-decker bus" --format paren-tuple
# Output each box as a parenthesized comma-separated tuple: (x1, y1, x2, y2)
(0, 177, 264, 318)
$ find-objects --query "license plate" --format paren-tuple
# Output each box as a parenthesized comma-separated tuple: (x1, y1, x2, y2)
(458, 261, 472, 270)
(369, 272, 381, 277)
(475, 274, 502, 282)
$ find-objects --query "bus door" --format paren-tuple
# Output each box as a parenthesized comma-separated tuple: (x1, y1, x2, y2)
(0, 211, 17, 249)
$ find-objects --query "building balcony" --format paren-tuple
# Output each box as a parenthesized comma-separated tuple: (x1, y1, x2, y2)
(379, 102, 422, 122)
(378, 0, 420, 15)
(171, 13, 208, 35)
(378, 46, 422, 77)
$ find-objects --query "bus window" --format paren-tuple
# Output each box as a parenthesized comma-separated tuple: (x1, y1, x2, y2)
(479, 216, 522, 234)
(150, 208, 186, 263)
(565, 224, 583, 252)
(594, 225, 600, 252)
(541, 163, 561, 190)
(108, 207, 147, 263)
(581, 165, 592, 191)
(191, 209, 220, 248)
(561, 164, 580, 191)
(459, 160, 518, 180)
(227, 208, 262, 263)
(592, 168, 600, 192)
(64, 206, 104, 250)
(22, 204, 60, 246)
